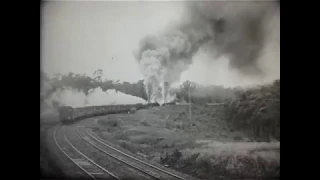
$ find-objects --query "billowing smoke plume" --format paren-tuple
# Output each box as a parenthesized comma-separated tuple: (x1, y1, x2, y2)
(187, 1, 280, 77)
(134, 1, 280, 103)
(45, 87, 146, 108)
(134, 29, 204, 104)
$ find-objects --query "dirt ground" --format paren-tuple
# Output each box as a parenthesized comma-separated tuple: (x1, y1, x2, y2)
(40, 118, 65, 179)
(92, 105, 280, 179)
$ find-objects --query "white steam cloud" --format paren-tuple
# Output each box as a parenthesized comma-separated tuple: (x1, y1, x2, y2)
(45, 87, 146, 108)
(40, 84, 147, 121)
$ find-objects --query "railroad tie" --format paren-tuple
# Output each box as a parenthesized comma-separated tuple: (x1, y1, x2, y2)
(89, 172, 104, 175)
(74, 159, 91, 166)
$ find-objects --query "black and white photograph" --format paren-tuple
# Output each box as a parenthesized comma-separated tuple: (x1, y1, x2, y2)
(40, 0, 280, 179)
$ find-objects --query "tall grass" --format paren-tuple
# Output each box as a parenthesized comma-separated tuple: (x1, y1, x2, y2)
(160, 142, 280, 179)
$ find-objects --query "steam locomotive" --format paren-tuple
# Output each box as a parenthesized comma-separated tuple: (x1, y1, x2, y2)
(58, 103, 159, 124)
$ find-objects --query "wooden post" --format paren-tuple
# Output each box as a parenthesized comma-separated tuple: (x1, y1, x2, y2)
(189, 86, 192, 124)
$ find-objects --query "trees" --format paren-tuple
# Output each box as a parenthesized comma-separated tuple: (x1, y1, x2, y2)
(225, 80, 280, 141)
(175, 81, 235, 104)
(115, 80, 148, 101)
(93, 69, 103, 82)
(178, 80, 196, 103)
(101, 79, 114, 91)
(43, 71, 237, 105)
(41, 69, 149, 101)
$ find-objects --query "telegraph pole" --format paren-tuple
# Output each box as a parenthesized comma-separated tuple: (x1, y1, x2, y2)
(189, 85, 192, 124)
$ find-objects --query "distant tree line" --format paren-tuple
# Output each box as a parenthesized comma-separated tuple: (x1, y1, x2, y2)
(41, 70, 238, 105)
(174, 80, 236, 104)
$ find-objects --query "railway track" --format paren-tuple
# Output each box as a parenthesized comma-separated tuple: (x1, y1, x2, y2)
(54, 123, 194, 180)
(53, 125, 119, 179)
(65, 126, 156, 179)
(75, 126, 190, 180)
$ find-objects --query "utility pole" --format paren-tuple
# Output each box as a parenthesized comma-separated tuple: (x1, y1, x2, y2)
(189, 85, 192, 124)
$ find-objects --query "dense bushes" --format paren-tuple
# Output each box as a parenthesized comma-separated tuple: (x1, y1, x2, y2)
(160, 148, 280, 180)
(225, 80, 280, 141)
(180, 79, 280, 142)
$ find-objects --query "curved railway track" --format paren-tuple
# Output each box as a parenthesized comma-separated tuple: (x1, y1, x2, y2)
(53, 125, 119, 179)
(75, 126, 189, 180)
(54, 123, 193, 180)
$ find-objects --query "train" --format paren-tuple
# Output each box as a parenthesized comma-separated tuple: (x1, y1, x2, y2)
(58, 103, 160, 124)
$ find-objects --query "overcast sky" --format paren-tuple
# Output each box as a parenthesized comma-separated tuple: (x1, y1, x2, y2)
(41, 1, 279, 87)
(41, 1, 185, 82)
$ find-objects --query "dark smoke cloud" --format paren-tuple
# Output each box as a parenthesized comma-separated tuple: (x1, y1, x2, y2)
(134, 1, 280, 102)
(183, 1, 280, 76)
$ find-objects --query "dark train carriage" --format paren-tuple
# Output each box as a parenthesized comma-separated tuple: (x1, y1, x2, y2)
(92, 106, 99, 116)
(118, 104, 126, 113)
(58, 103, 148, 124)
(78, 106, 92, 118)
(77, 107, 86, 117)
(106, 105, 114, 114)
(99, 106, 107, 115)
(100, 106, 108, 115)
(94, 106, 104, 116)
(104, 105, 114, 114)
(111, 105, 120, 114)
(73, 107, 85, 120)
(86, 106, 95, 117)
(59, 106, 74, 123)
